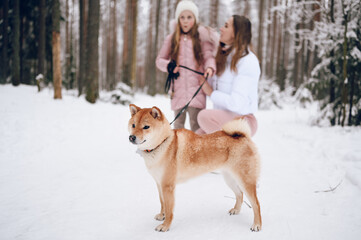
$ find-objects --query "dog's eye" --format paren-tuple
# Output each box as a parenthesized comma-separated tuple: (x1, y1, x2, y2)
(143, 125, 150, 129)
(132, 124, 135, 128)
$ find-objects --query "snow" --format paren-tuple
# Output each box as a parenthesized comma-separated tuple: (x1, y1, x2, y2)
(1, 84, 361, 240)
(351, 46, 361, 61)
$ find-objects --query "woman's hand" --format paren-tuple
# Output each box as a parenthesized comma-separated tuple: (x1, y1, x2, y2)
(204, 68, 214, 78)
(173, 65, 179, 73)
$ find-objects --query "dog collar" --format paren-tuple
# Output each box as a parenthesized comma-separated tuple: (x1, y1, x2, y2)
(144, 137, 169, 153)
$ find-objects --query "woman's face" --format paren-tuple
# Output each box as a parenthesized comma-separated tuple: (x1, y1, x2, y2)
(179, 10, 195, 33)
(220, 17, 235, 45)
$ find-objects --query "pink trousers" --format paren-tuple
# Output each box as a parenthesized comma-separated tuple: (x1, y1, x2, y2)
(196, 109, 258, 137)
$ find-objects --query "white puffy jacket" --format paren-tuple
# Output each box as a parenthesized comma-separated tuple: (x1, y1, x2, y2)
(209, 50, 260, 115)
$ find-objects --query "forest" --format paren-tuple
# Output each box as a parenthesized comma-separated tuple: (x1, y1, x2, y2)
(0, 0, 360, 126)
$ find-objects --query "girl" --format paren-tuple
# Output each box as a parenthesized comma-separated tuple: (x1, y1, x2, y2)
(156, 0, 218, 131)
(197, 15, 261, 136)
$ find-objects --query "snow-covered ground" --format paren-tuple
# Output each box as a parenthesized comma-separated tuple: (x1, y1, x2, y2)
(1, 84, 361, 240)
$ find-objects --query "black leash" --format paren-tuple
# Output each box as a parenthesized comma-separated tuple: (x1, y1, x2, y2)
(179, 65, 204, 75)
(165, 60, 209, 126)
(169, 75, 208, 126)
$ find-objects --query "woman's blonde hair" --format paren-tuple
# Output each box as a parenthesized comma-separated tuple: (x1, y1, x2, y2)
(170, 20, 203, 67)
(216, 15, 253, 76)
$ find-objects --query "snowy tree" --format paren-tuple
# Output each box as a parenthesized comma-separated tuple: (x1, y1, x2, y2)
(268, 0, 361, 126)
(309, 0, 361, 126)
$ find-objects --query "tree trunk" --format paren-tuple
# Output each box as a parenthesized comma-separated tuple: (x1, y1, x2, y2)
(305, 1, 321, 80)
(78, 0, 88, 96)
(244, 0, 250, 17)
(106, 1, 111, 90)
(147, 0, 161, 96)
(65, 0, 70, 89)
(269, 0, 278, 79)
(210, 0, 219, 28)
(257, 0, 265, 73)
(52, 0, 62, 99)
(299, 23, 305, 88)
(20, 7, 24, 84)
(329, 0, 336, 125)
(37, 0, 46, 83)
(122, 0, 132, 87)
(1, 0, 9, 83)
(131, 0, 138, 87)
(340, 2, 348, 127)
(280, 0, 290, 91)
(106, 0, 117, 91)
(69, 0, 76, 89)
(276, 5, 283, 89)
(304, 4, 311, 81)
(112, 0, 118, 90)
(348, 71, 355, 126)
(166, 0, 172, 34)
(312, 0, 321, 81)
(12, 0, 20, 86)
(233, 0, 242, 15)
(106, 3, 111, 90)
(85, 0, 100, 103)
(145, 0, 154, 92)
(293, 0, 303, 91)
(265, 0, 273, 78)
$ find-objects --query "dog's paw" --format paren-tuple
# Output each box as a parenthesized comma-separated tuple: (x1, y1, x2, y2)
(250, 223, 261, 232)
(228, 208, 240, 215)
(154, 213, 165, 221)
(155, 223, 170, 232)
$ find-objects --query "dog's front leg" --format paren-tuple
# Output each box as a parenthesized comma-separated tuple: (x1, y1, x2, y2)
(155, 184, 175, 232)
(154, 183, 165, 221)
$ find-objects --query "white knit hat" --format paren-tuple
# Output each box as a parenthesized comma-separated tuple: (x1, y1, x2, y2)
(175, 0, 199, 23)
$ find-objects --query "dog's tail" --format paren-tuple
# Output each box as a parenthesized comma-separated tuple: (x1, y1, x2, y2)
(222, 118, 251, 139)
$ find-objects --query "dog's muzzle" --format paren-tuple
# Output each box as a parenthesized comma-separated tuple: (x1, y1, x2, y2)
(129, 135, 136, 143)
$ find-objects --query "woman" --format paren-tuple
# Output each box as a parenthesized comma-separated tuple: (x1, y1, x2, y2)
(156, 0, 218, 131)
(196, 15, 260, 136)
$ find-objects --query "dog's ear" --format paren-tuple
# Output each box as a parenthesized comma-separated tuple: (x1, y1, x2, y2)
(151, 106, 162, 119)
(129, 104, 141, 117)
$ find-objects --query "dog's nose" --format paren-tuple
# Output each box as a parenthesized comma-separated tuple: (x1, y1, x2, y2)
(129, 135, 136, 143)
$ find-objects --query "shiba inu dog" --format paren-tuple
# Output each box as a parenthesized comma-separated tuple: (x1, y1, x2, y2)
(128, 104, 262, 232)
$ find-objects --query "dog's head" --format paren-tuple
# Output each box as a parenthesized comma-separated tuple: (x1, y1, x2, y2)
(128, 104, 171, 151)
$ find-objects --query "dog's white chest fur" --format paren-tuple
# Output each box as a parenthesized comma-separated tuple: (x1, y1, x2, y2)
(147, 165, 164, 184)
(140, 151, 165, 183)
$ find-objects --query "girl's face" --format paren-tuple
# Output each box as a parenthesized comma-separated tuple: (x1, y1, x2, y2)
(220, 17, 235, 45)
(179, 10, 195, 33)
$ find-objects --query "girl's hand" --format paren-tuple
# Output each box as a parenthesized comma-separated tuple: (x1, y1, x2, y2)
(173, 65, 179, 73)
(204, 68, 214, 78)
